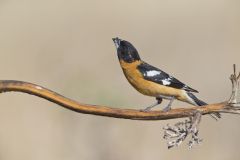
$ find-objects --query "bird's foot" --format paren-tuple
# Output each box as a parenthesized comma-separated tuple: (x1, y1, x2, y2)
(162, 96, 174, 112)
(162, 106, 171, 112)
(140, 98, 162, 112)
(140, 107, 152, 112)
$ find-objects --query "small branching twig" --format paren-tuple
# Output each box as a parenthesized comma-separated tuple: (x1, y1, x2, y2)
(163, 111, 202, 149)
(228, 64, 240, 106)
(163, 64, 240, 148)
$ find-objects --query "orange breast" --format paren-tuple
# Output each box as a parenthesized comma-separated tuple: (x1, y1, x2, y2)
(120, 60, 184, 99)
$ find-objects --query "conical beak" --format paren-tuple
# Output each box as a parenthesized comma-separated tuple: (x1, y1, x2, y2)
(112, 37, 121, 49)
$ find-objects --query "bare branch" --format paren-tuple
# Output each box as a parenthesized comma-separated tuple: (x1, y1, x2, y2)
(0, 64, 239, 148)
(0, 80, 237, 121)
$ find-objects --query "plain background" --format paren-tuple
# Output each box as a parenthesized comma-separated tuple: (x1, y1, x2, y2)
(0, 0, 239, 159)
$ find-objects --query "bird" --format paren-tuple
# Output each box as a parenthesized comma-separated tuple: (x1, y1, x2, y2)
(112, 37, 221, 119)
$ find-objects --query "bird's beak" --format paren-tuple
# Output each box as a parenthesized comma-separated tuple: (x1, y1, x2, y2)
(112, 37, 121, 49)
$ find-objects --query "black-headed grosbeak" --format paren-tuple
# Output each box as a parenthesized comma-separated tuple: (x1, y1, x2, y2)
(112, 37, 220, 119)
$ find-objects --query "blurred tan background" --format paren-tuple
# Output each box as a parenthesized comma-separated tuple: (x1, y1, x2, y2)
(0, 0, 239, 159)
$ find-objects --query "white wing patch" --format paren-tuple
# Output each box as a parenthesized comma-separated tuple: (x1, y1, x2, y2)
(182, 85, 190, 90)
(162, 79, 171, 85)
(146, 70, 161, 77)
(161, 77, 172, 85)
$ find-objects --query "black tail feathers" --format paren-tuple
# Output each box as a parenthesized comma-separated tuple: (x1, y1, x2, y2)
(187, 92, 221, 119)
(187, 92, 207, 106)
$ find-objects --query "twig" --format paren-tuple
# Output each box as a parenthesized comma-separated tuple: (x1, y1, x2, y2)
(163, 111, 202, 149)
(228, 64, 240, 105)
(163, 64, 240, 148)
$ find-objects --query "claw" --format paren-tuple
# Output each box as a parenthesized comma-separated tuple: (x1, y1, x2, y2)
(162, 106, 171, 112)
(140, 108, 151, 112)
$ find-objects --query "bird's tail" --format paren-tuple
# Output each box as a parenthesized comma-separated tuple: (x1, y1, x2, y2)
(186, 92, 221, 120)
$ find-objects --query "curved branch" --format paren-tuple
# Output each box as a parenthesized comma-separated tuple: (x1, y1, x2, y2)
(1, 65, 237, 149)
(0, 80, 231, 120)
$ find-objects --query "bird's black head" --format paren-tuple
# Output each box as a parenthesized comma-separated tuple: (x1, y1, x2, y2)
(112, 37, 141, 63)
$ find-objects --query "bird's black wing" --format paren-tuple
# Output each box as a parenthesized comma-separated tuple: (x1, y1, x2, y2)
(137, 62, 198, 93)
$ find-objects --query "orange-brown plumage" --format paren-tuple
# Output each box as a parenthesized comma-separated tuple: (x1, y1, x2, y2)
(112, 37, 221, 118)
(120, 60, 187, 102)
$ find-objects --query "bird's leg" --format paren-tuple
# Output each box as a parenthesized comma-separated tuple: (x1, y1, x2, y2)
(162, 96, 175, 112)
(141, 97, 163, 112)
